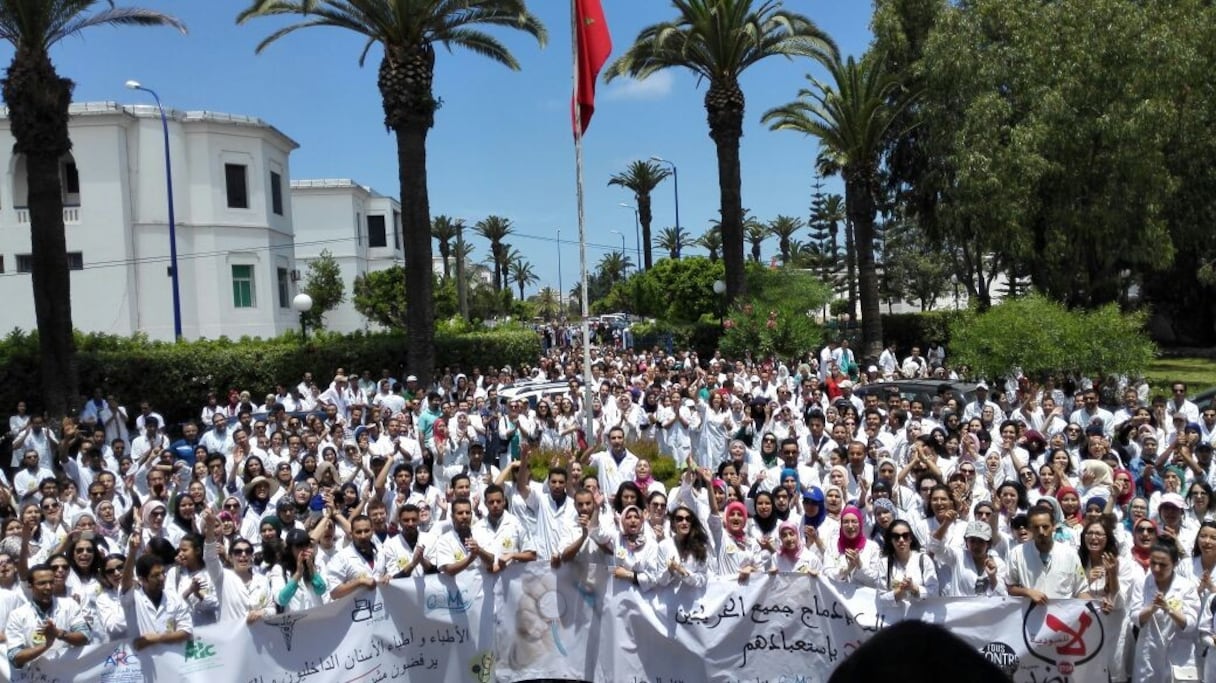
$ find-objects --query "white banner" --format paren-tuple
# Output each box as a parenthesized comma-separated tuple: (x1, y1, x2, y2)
(8, 566, 1120, 683)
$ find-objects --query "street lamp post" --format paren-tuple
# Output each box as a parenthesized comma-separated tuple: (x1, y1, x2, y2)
(713, 279, 727, 328)
(556, 228, 563, 317)
(609, 230, 627, 276)
(650, 156, 680, 256)
(126, 80, 182, 340)
(292, 293, 314, 341)
(618, 203, 641, 270)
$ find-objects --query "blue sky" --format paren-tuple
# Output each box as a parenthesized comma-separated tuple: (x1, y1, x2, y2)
(41, 0, 874, 298)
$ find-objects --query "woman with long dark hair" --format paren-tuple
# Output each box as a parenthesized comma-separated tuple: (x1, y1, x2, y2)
(872, 519, 937, 601)
(660, 504, 711, 588)
(749, 490, 780, 556)
(270, 529, 329, 612)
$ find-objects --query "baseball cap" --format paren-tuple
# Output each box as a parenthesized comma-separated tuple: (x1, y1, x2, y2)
(964, 521, 992, 541)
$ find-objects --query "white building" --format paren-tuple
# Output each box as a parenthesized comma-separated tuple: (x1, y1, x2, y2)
(0, 101, 301, 340)
(290, 178, 403, 333)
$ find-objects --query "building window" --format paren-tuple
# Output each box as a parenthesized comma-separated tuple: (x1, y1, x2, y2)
(62, 162, 80, 201)
(225, 164, 249, 209)
(232, 264, 255, 308)
(270, 171, 283, 216)
(15, 253, 82, 272)
(0, 255, 4, 273)
(393, 211, 401, 250)
(368, 215, 387, 248)
(277, 267, 290, 309)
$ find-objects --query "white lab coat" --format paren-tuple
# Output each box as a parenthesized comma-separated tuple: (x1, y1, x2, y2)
(1129, 572, 1200, 682)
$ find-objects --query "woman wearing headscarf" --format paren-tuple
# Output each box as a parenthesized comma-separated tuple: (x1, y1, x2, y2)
(827, 506, 880, 586)
(707, 493, 763, 581)
(770, 519, 821, 575)
(1055, 486, 1085, 542)
(592, 504, 662, 590)
(749, 491, 781, 557)
(1078, 460, 1115, 504)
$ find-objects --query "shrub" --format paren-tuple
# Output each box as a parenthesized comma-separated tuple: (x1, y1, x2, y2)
(1, 328, 541, 426)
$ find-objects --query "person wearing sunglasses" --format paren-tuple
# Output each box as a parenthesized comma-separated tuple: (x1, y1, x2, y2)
(198, 509, 273, 624)
(872, 519, 938, 602)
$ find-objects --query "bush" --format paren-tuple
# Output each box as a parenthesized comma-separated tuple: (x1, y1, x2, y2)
(0, 328, 541, 426)
(881, 311, 962, 351)
(947, 295, 1157, 381)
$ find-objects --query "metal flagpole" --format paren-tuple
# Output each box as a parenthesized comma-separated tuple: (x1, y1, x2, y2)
(572, 0, 595, 442)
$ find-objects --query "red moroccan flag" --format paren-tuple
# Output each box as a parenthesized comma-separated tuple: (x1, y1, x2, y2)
(572, 0, 612, 135)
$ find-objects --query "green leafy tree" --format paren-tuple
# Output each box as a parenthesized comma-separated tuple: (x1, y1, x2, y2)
(534, 286, 560, 320)
(608, 160, 671, 270)
(719, 265, 830, 360)
(655, 226, 694, 260)
(238, 0, 546, 386)
(599, 256, 725, 323)
(948, 295, 1156, 381)
(0, 1, 185, 416)
(431, 215, 460, 280)
(474, 215, 515, 293)
(301, 249, 345, 330)
(597, 251, 633, 287)
(763, 54, 914, 360)
(605, 0, 837, 303)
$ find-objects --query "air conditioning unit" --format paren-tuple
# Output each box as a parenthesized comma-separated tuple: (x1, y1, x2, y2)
(290, 269, 302, 282)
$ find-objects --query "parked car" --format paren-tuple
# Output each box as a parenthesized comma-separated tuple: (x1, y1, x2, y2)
(498, 381, 573, 411)
(853, 380, 978, 408)
(1191, 387, 1216, 412)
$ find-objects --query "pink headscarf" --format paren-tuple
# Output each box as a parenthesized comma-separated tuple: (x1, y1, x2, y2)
(777, 519, 803, 561)
(837, 505, 867, 554)
(724, 501, 749, 542)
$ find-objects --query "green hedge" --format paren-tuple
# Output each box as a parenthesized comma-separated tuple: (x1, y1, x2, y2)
(880, 311, 963, 352)
(0, 329, 541, 426)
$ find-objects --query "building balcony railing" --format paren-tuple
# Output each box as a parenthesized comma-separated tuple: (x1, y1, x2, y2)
(14, 205, 81, 225)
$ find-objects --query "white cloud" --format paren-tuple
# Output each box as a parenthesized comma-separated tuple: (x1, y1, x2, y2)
(603, 71, 674, 101)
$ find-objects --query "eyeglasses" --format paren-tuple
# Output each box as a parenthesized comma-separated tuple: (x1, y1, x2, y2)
(73, 547, 94, 554)
(1136, 527, 1156, 534)
(960, 468, 976, 475)
(1084, 531, 1106, 538)
(41, 502, 60, 511)
(673, 515, 693, 523)
(105, 566, 123, 575)
(782, 449, 800, 455)
(1019, 471, 1035, 478)
(50, 564, 70, 571)
(149, 511, 166, 518)
(891, 532, 913, 541)
(224, 503, 241, 510)
(231, 547, 253, 557)
(762, 437, 776, 442)
(649, 501, 666, 508)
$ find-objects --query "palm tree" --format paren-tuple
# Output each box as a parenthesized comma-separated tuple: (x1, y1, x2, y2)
(431, 215, 460, 280)
(508, 255, 538, 300)
(473, 215, 515, 293)
(0, 2, 185, 416)
(767, 215, 804, 265)
(655, 225, 694, 260)
(607, 160, 670, 270)
(763, 53, 914, 359)
(535, 286, 560, 319)
(605, 0, 836, 303)
(597, 251, 633, 286)
(745, 216, 766, 262)
(698, 226, 723, 262)
(238, 0, 546, 387)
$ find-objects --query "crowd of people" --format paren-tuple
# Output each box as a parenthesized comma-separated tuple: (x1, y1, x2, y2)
(1, 340, 1215, 682)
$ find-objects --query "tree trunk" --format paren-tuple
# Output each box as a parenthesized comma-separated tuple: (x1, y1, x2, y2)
(849, 173, 884, 361)
(439, 241, 450, 280)
(845, 218, 858, 319)
(638, 192, 653, 270)
(3, 48, 77, 418)
(706, 81, 746, 302)
(380, 43, 437, 386)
